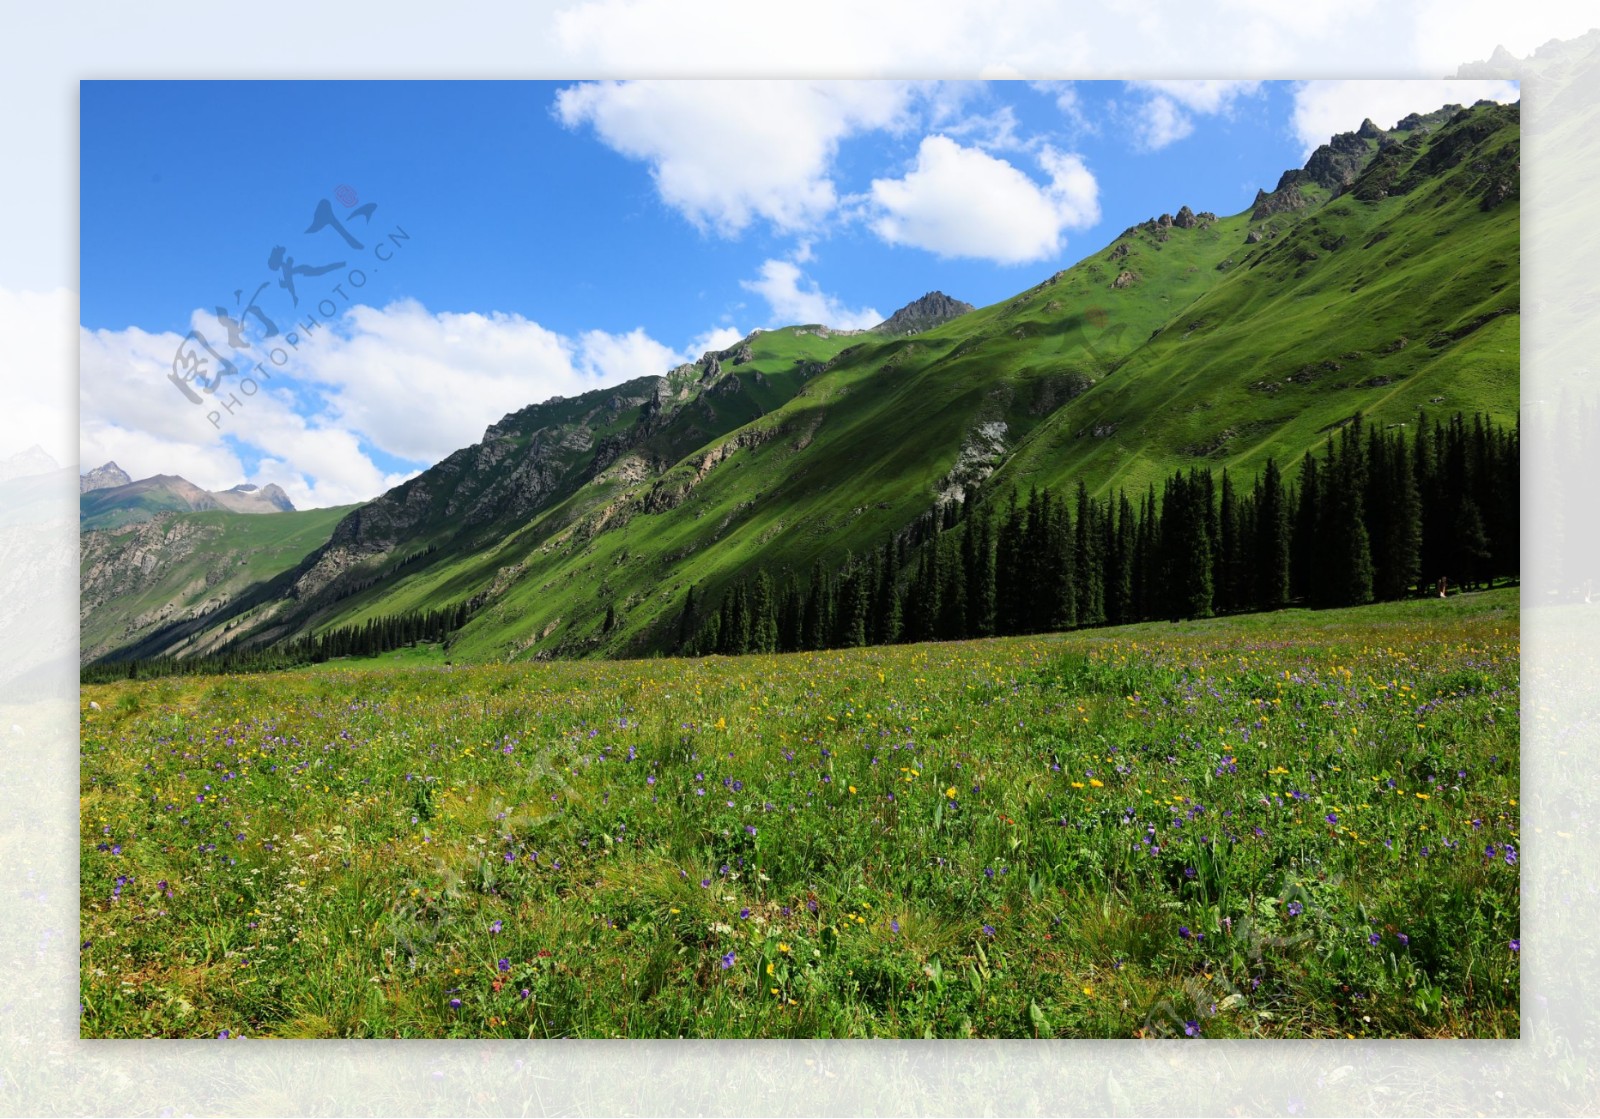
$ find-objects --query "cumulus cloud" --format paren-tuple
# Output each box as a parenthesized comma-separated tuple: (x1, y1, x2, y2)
(866, 135, 1099, 265)
(79, 314, 415, 509)
(555, 80, 917, 235)
(740, 259, 882, 331)
(687, 325, 748, 357)
(1290, 79, 1520, 157)
(1125, 80, 1262, 152)
(79, 301, 718, 508)
(575, 326, 687, 385)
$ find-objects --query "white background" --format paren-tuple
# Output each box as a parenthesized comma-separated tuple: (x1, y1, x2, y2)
(2, 1, 1597, 1113)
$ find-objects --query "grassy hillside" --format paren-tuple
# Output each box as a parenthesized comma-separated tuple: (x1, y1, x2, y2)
(80, 505, 355, 664)
(85, 101, 1519, 670)
(417, 102, 1518, 663)
(996, 107, 1519, 496)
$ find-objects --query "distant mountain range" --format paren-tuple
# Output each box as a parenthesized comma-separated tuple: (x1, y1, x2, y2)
(78, 467, 294, 531)
(80, 98, 1520, 668)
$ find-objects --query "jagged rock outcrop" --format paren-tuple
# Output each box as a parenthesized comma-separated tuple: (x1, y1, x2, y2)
(870, 291, 975, 336)
(1251, 120, 1391, 219)
(936, 420, 1009, 506)
(1111, 270, 1140, 289)
(1251, 185, 1308, 220)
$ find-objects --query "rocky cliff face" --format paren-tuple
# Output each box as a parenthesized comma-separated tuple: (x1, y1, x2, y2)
(80, 513, 277, 662)
(871, 292, 975, 336)
(1249, 104, 1488, 221)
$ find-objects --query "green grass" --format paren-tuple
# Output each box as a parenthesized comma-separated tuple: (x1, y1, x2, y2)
(80, 589, 1519, 1038)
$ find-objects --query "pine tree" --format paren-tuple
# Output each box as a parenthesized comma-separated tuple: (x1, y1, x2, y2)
(937, 534, 969, 640)
(1291, 452, 1321, 604)
(1254, 457, 1290, 610)
(750, 571, 777, 653)
(1073, 483, 1101, 627)
(964, 503, 997, 637)
(836, 557, 869, 648)
(1217, 471, 1241, 614)
(1108, 491, 1136, 624)
(871, 545, 901, 645)
(995, 492, 1026, 635)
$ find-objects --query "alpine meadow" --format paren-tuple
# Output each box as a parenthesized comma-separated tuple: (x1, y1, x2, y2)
(80, 86, 1520, 1039)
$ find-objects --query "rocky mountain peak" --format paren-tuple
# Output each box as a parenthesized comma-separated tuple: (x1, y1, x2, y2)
(871, 291, 975, 336)
(249, 483, 296, 512)
(80, 460, 132, 493)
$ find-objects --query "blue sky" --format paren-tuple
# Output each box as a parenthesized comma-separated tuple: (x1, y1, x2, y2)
(79, 78, 1518, 507)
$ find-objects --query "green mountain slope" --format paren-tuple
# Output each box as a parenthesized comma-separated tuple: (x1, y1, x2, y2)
(86, 99, 1518, 670)
(80, 504, 355, 663)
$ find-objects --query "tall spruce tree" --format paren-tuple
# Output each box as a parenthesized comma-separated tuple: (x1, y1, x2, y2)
(1254, 457, 1291, 610)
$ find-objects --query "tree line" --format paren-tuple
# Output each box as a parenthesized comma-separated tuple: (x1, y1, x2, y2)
(681, 411, 1517, 656)
(81, 602, 474, 683)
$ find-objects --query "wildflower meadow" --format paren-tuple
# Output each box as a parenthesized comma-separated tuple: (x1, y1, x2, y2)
(80, 590, 1518, 1038)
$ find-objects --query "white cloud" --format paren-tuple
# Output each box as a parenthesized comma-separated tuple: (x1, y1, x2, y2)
(1030, 81, 1097, 137)
(866, 135, 1099, 265)
(79, 300, 712, 509)
(1290, 79, 1521, 157)
(554, 80, 918, 235)
(1126, 80, 1262, 151)
(78, 314, 414, 509)
(933, 103, 1026, 152)
(1132, 80, 1263, 114)
(740, 260, 882, 331)
(688, 325, 748, 357)
(576, 326, 685, 384)
(306, 301, 579, 464)
(1136, 96, 1194, 150)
